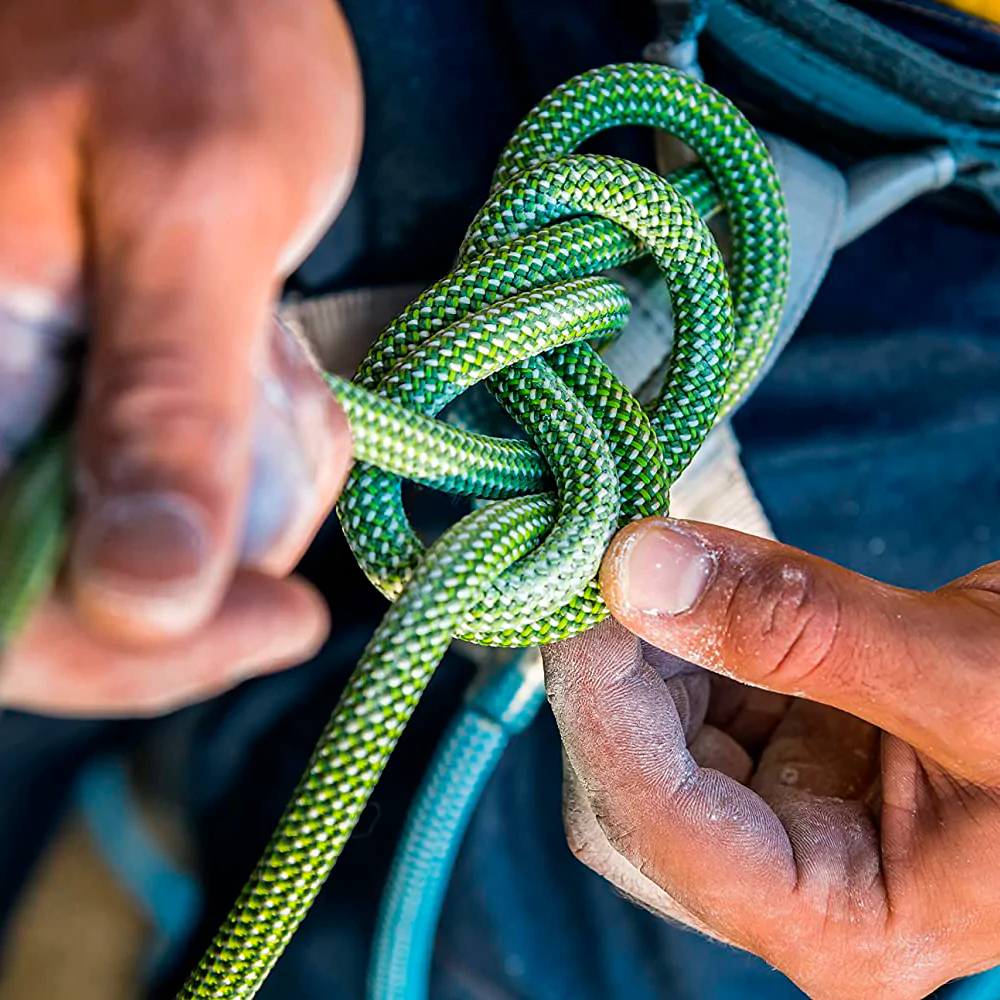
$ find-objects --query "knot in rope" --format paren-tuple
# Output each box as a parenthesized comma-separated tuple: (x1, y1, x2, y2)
(180, 63, 789, 1000)
(329, 62, 787, 648)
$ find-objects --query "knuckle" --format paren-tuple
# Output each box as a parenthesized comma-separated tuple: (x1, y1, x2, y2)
(724, 556, 844, 690)
(92, 339, 210, 414)
(175, 131, 283, 191)
(94, 98, 288, 243)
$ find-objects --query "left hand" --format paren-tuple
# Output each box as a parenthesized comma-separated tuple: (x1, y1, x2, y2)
(543, 516, 1000, 1000)
(0, 0, 362, 715)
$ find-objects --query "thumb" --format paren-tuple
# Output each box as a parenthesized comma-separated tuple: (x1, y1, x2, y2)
(48, 0, 360, 648)
(72, 247, 278, 645)
(71, 146, 348, 645)
(600, 517, 1000, 778)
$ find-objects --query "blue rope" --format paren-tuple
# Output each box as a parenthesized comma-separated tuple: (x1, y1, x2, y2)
(367, 653, 545, 1000)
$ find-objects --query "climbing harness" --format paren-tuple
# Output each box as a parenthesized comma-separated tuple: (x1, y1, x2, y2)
(706, 0, 1000, 211)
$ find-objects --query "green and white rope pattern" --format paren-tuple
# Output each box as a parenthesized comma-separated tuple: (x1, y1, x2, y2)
(178, 63, 789, 999)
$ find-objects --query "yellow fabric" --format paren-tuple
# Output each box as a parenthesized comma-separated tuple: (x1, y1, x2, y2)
(938, 0, 1000, 25)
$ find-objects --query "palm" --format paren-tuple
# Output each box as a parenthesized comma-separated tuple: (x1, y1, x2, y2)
(554, 632, 1000, 999)
(691, 672, 1000, 990)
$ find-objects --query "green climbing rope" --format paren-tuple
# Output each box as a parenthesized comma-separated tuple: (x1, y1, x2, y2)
(174, 63, 788, 998)
(0, 61, 787, 998)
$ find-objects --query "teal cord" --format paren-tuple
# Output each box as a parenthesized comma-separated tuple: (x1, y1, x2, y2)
(368, 655, 545, 1000)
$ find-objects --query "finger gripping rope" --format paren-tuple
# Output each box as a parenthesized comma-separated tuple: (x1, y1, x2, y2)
(179, 63, 788, 999)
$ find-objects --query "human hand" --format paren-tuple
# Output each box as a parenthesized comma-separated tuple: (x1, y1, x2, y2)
(544, 516, 1000, 999)
(0, 0, 362, 714)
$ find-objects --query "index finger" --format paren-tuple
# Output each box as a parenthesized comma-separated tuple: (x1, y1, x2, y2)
(600, 518, 1000, 781)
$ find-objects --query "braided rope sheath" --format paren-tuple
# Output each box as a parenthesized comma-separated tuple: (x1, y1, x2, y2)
(178, 63, 789, 998)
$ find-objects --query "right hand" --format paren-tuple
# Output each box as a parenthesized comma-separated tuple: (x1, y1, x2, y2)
(0, 0, 363, 715)
(544, 517, 1000, 999)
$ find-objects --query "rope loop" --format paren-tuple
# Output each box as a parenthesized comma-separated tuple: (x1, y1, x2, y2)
(331, 62, 787, 648)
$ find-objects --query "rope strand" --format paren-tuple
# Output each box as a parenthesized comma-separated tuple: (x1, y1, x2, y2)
(178, 63, 789, 999)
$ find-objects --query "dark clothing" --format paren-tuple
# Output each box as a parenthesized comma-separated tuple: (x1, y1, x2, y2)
(1, 2, 998, 998)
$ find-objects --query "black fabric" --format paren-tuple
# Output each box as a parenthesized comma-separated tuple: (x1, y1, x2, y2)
(0, 3, 998, 998)
(848, 0, 1000, 72)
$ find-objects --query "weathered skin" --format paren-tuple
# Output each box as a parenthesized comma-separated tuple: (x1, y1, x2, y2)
(0, 0, 362, 713)
(546, 516, 1000, 1000)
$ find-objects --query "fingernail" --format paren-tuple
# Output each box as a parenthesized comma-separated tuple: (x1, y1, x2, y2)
(621, 520, 715, 615)
(72, 493, 214, 638)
